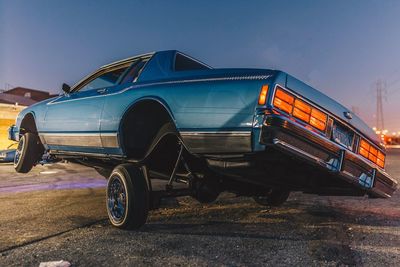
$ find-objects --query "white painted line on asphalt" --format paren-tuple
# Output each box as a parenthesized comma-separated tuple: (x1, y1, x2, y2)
(0, 180, 107, 194)
(40, 171, 59, 174)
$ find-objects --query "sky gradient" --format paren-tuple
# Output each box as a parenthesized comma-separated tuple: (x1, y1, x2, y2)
(1, 0, 400, 131)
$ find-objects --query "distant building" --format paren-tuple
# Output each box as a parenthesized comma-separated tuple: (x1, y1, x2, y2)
(0, 87, 56, 149)
(0, 87, 57, 106)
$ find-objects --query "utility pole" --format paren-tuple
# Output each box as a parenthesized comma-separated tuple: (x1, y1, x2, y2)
(376, 79, 386, 131)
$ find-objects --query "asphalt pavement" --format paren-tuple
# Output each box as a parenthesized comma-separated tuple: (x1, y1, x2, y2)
(0, 150, 399, 266)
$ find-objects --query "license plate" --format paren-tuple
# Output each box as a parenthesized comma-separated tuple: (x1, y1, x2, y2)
(332, 123, 354, 149)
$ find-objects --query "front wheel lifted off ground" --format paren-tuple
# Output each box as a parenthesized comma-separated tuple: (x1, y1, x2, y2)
(106, 164, 150, 229)
(14, 132, 44, 173)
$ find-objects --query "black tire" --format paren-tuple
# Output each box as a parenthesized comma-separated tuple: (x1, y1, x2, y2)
(106, 164, 149, 229)
(14, 133, 44, 173)
(193, 175, 220, 204)
(253, 189, 290, 207)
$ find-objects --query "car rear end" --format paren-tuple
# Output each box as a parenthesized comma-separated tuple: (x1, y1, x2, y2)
(253, 72, 397, 198)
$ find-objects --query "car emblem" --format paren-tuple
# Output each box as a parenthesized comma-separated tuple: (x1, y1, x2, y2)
(344, 111, 352, 119)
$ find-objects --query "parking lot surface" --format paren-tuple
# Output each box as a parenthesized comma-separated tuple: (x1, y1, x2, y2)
(0, 150, 399, 266)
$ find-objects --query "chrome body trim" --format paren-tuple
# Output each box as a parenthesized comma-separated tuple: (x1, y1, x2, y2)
(47, 75, 272, 105)
(49, 150, 123, 158)
(100, 52, 155, 69)
(263, 115, 397, 198)
(39, 132, 119, 148)
(101, 133, 119, 148)
(180, 131, 251, 136)
(264, 114, 386, 172)
(272, 138, 328, 168)
(70, 52, 155, 92)
(180, 131, 252, 154)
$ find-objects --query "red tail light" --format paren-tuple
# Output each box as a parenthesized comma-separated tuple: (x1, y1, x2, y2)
(359, 139, 385, 168)
(272, 86, 327, 132)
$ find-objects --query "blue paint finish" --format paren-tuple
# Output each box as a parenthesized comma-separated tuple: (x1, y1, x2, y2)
(100, 70, 271, 133)
(43, 89, 105, 133)
(138, 50, 175, 82)
(10, 50, 380, 157)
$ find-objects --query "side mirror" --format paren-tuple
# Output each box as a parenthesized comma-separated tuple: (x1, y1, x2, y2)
(62, 83, 71, 94)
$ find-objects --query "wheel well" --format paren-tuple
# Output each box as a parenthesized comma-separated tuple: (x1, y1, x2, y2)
(20, 113, 38, 134)
(120, 100, 175, 159)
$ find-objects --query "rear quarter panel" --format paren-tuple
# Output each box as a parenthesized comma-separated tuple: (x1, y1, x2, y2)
(101, 79, 268, 154)
(102, 80, 268, 131)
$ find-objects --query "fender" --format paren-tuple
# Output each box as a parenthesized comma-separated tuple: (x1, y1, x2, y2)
(19, 111, 38, 134)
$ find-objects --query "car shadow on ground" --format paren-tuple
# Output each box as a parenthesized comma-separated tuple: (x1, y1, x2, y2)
(132, 195, 398, 265)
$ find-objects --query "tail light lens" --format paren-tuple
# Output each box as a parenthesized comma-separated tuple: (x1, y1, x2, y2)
(273, 88, 294, 114)
(258, 85, 269, 105)
(272, 86, 327, 132)
(377, 151, 385, 168)
(310, 109, 327, 131)
(359, 139, 385, 168)
(293, 99, 311, 122)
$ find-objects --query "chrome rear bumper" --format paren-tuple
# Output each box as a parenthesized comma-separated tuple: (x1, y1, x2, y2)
(261, 115, 397, 198)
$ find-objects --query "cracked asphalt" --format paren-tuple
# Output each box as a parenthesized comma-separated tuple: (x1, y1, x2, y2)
(0, 149, 399, 266)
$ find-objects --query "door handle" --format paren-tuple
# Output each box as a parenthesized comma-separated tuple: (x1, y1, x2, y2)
(97, 88, 107, 94)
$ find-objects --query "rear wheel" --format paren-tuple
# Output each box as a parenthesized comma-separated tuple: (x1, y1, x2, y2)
(253, 188, 290, 207)
(14, 133, 44, 173)
(192, 175, 221, 204)
(106, 164, 149, 229)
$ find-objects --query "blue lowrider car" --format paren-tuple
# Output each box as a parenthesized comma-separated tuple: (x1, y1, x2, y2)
(9, 50, 397, 229)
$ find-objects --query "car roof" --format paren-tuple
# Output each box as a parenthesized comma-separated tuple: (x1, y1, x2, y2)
(100, 52, 156, 69)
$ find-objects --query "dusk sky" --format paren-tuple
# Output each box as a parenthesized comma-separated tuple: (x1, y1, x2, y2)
(1, 0, 400, 131)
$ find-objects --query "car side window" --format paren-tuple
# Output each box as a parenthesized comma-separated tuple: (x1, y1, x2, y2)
(120, 58, 150, 84)
(77, 66, 129, 92)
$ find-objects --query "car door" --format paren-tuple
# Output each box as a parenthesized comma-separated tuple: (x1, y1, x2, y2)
(42, 64, 130, 155)
(99, 57, 151, 156)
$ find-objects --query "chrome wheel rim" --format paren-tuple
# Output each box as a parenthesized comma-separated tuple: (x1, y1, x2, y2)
(14, 136, 24, 167)
(107, 175, 127, 223)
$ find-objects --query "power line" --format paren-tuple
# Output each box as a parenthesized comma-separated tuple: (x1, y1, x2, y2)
(386, 77, 400, 90)
(388, 86, 400, 95)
